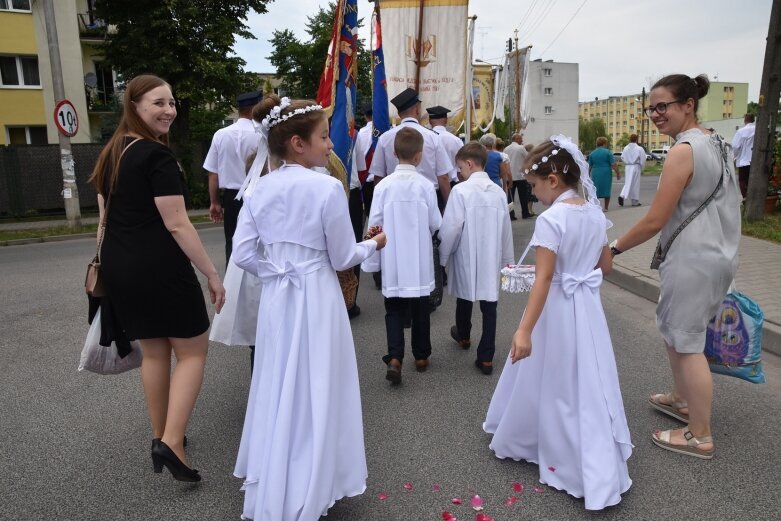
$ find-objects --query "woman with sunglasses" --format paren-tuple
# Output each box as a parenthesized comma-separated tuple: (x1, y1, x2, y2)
(609, 74, 741, 459)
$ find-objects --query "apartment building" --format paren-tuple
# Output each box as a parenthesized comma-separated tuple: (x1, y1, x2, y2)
(579, 81, 749, 151)
(0, 0, 116, 145)
(521, 59, 579, 146)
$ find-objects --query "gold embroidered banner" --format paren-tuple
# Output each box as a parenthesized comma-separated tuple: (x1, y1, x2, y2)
(379, 0, 469, 126)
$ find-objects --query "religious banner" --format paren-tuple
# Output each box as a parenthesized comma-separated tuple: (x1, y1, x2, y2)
(379, 0, 469, 126)
(471, 63, 494, 130)
(316, 0, 359, 183)
(370, 3, 391, 162)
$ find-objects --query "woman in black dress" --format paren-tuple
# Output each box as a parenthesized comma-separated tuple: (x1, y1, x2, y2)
(90, 75, 225, 482)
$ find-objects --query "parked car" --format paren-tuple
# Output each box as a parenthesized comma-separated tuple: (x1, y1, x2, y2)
(646, 152, 663, 161)
(650, 148, 668, 160)
(613, 152, 623, 162)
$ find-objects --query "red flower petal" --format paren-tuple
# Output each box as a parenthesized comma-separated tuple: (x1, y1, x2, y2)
(547, 466, 556, 472)
(470, 495, 484, 511)
(533, 486, 545, 493)
(377, 492, 388, 500)
(442, 512, 457, 521)
(403, 483, 414, 491)
(432, 483, 442, 492)
(476, 514, 495, 521)
(512, 482, 524, 493)
(451, 497, 463, 505)
(505, 496, 518, 506)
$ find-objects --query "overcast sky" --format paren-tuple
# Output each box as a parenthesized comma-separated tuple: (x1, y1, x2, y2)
(233, 0, 772, 102)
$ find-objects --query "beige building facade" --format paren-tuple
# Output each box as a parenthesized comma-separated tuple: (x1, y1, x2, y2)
(579, 81, 749, 152)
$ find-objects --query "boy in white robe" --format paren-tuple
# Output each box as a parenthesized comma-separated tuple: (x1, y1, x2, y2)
(363, 127, 442, 384)
(439, 142, 514, 375)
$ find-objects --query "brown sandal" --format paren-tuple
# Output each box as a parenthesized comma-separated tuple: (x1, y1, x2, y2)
(649, 392, 689, 423)
(652, 429, 714, 460)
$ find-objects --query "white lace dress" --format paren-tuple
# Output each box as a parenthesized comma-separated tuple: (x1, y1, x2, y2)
(483, 200, 633, 510)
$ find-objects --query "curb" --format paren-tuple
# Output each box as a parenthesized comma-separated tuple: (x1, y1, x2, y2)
(607, 267, 781, 359)
(0, 222, 221, 247)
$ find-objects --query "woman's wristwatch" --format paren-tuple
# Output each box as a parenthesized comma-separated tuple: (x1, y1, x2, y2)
(609, 239, 622, 257)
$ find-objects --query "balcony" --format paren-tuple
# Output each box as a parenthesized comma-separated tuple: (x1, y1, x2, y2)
(77, 12, 107, 41)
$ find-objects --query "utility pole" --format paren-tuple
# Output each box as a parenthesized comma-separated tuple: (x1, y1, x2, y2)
(514, 29, 520, 133)
(43, 0, 82, 229)
(641, 86, 646, 150)
(745, 0, 781, 221)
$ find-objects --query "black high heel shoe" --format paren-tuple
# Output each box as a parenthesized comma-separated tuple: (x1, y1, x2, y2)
(152, 435, 187, 450)
(151, 441, 201, 482)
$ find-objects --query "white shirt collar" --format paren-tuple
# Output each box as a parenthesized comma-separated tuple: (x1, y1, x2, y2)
(395, 163, 419, 173)
(465, 171, 489, 181)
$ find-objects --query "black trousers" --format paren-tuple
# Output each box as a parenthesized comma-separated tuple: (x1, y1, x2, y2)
(348, 187, 365, 304)
(455, 298, 498, 363)
(738, 165, 750, 199)
(382, 296, 431, 363)
(510, 180, 532, 218)
(221, 189, 243, 264)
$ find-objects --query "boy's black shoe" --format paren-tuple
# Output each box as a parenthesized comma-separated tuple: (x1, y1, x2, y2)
(618, 196, 624, 206)
(450, 325, 471, 349)
(475, 360, 493, 375)
(386, 359, 402, 385)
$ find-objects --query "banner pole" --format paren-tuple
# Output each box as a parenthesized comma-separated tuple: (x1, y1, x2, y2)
(415, 0, 425, 91)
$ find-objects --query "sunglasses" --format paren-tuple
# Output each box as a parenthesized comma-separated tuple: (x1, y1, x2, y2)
(644, 100, 683, 117)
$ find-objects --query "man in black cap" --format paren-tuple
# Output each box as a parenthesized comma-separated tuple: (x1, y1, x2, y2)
(203, 91, 260, 264)
(369, 88, 452, 310)
(426, 105, 462, 187)
(369, 88, 452, 206)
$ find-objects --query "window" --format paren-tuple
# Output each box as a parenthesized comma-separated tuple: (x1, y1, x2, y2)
(543, 68, 552, 77)
(6, 126, 47, 145)
(544, 106, 553, 115)
(544, 87, 552, 96)
(0, 56, 40, 87)
(0, 0, 31, 11)
(93, 61, 115, 105)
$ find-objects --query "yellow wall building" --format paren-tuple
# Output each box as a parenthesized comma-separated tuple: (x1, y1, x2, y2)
(579, 81, 749, 152)
(1, 0, 116, 145)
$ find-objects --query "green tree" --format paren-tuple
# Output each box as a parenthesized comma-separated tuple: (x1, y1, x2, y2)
(579, 117, 609, 152)
(95, 0, 273, 202)
(616, 132, 631, 149)
(268, 2, 371, 104)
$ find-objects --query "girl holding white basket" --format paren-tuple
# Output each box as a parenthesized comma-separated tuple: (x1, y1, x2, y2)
(485, 136, 633, 510)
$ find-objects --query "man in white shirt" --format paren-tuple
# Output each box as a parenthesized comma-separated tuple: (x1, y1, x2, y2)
(354, 105, 374, 216)
(369, 88, 453, 210)
(732, 113, 756, 200)
(426, 105, 463, 186)
(618, 133, 646, 207)
(203, 91, 260, 263)
(504, 133, 530, 219)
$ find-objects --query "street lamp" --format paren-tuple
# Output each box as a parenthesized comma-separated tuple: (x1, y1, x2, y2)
(635, 87, 647, 151)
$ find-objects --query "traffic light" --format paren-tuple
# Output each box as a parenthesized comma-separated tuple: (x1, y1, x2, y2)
(507, 38, 513, 52)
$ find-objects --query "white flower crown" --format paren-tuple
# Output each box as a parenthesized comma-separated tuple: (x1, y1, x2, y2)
(525, 148, 569, 175)
(260, 97, 323, 130)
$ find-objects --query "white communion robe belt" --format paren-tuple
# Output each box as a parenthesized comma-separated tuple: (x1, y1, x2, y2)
(256, 255, 331, 291)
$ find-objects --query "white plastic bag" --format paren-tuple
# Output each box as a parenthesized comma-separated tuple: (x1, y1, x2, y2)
(209, 258, 261, 346)
(79, 308, 143, 374)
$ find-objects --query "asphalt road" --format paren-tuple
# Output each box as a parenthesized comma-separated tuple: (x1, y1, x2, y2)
(1, 196, 779, 521)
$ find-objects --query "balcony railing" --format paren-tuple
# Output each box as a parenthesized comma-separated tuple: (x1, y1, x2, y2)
(77, 12, 107, 40)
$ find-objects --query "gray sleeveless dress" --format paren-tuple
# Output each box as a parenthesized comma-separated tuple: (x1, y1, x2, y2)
(656, 128, 741, 353)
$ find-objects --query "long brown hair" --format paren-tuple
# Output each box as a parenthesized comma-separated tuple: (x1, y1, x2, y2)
(89, 74, 173, 196)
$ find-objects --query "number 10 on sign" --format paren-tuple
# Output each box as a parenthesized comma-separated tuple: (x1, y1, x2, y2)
(54, 100, 79, 137)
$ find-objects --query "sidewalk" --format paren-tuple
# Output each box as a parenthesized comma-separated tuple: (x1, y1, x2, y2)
(605, 205, 781, 357)
(0, 208, 211, 231)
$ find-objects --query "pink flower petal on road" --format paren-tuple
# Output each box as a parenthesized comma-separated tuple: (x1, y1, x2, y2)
(476, 514, 495, 521)
(505, 496, 518, 506)
(432, 483, 442, 492)
(470, 495, 484, 511)
(377, 492, 388, 500)
(533, 486, 545, 493)
(442, 512, 457, 521)
(451, 497, 463, 505)
(547, 466, 556, 472)
(512, 482, 524, 493)
(403, 483, 413, 491)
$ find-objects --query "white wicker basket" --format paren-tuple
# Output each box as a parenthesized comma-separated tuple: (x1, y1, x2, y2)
(500, 241, 536, 293)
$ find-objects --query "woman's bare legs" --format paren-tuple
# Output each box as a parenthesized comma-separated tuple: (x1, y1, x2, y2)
(139, 338, 172, 439)
(662, 344, 714, 450)
(160, 332, 209, 465)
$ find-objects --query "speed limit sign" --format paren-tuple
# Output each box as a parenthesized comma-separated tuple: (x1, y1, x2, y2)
(54, 99, 79, 137)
